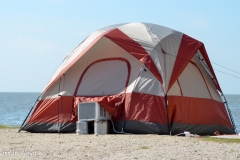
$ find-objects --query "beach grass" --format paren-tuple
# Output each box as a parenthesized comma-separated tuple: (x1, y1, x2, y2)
(201, 136, 240, 143)
(139, 146, 149, 149)
(0, 124, 20, 129)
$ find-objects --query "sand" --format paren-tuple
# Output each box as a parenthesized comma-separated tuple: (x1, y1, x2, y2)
(0, 129, 240, 160)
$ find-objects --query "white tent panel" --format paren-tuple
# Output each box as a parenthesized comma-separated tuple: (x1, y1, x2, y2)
(196, 50, 214, 78)
(144, 23, 180, 41)
(118, 22, 157, 54)
(149, 45, 164, 84)
(119, 23, 183, 90)
(133, 66, 164, 96)
(98, 23, 126, 32)
(42, 36, 143, 98)
(191, 55, 223, 102)
(44, 30, 107, 91)
(167, 81, 181, 96)
(77, 60, 128, 96)
(41, 79, 61, 99)
(178, 63, 211, 99)
(161, 33, 182, 90)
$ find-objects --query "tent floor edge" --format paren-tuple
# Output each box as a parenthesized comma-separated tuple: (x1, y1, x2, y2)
(21, 122, 76, 133)
(112, 120, 169, 134)
(171, 122, 235, 136)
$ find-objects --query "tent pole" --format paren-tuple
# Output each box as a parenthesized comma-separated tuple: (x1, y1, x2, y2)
(58, 76, 62, 133)
(18, 103, 35, 132)
(197, 53, 237, 133)
(18, 93, 42, 133)
(221, 93, 237, 133)
(165, 94, 171, 135)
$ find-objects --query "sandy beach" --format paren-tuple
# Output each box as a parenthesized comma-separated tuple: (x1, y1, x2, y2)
(0, 129, 240, 160)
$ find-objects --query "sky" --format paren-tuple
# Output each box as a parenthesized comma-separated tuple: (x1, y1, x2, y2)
(0, 0, 240, 94)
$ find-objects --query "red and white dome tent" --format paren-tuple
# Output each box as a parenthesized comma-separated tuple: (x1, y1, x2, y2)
(19, 22, 236, 135)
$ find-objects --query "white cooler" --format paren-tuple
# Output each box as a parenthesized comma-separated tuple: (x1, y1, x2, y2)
(76, 121, 88, 135)
(94, 121, 108, 135)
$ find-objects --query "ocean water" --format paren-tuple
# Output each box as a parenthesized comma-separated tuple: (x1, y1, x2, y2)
(225, 94, 240, 132)
(0, 92, 40, 126)
(0, 92, 239, 132)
